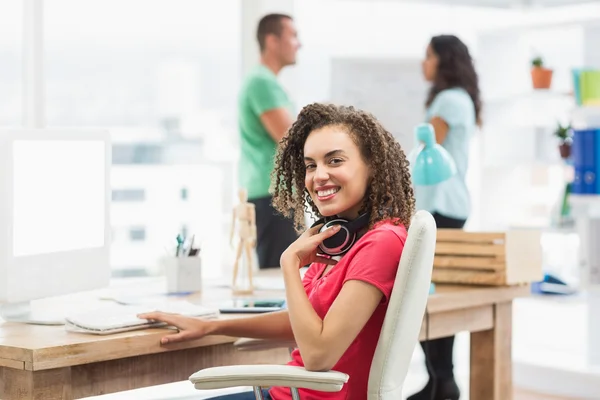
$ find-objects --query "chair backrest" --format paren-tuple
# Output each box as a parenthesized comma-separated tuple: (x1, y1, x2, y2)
(367, 210, 436, 400)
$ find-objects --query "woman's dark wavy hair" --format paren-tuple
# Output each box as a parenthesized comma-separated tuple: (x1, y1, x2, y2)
(271, 103, 415, 233)
(427, 34, 482, 125)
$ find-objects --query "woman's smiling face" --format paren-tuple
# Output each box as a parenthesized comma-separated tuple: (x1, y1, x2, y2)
(303, 125, 370, 220)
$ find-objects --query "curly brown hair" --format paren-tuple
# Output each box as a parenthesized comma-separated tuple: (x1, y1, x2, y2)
(271, 103, 415, 233)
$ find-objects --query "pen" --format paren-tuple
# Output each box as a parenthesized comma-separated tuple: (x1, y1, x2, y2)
(176, 234, 184, 257)
(186, 234, 195, 257)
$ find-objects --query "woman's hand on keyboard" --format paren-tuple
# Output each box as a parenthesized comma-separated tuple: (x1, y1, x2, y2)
(137, 312, 212, 344)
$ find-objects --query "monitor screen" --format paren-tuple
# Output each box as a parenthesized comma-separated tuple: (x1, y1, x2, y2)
(12, 140, 106, 257)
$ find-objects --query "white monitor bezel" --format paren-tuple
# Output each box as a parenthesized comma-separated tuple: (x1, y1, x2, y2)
(0, 129, 111, 304)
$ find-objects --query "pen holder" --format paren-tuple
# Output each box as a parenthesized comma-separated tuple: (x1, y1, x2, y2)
(163, 256, 203, 294)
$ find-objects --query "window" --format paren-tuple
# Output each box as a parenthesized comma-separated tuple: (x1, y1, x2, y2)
(0, 2, 22, 127)
(112, 189, 146, 202)
(292, 0, 515, 108)
(129, 227, 147, 242)
(46, 0, 241, 276)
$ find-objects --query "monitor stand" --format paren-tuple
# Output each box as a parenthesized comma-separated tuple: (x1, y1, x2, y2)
(0, 301, 65, 325)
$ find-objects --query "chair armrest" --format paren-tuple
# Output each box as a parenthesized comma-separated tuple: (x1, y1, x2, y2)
(189, 364, 349, 392)
(233, 337, 297, 352)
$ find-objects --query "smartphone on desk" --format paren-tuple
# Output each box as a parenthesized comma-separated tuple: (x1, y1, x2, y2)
(218, 299, 286, 314)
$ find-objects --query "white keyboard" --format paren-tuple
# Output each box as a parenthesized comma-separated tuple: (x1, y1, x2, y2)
(65, 301, 219, 335)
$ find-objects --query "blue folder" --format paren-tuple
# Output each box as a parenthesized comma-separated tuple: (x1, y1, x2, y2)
(572, 129, 598, 194)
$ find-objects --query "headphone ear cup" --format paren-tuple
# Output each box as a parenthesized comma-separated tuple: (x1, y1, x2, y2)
(320, 231, 355, 256)
(321, 227, 347, 250)
(317, 212, 370, 257)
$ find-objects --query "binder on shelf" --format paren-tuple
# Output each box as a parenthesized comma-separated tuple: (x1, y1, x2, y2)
(572, 69, 582, 106)
(581, 71, 600, 106)
(597, 129, 600, 194)
(571, 68, 600, 106)
(571, 128, 598, 194)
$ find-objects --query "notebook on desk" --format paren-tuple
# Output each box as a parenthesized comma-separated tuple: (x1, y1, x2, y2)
(65, 301, 219, 335)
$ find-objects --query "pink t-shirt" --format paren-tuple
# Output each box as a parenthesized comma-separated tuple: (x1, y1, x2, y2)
(269, 221, 407, 400)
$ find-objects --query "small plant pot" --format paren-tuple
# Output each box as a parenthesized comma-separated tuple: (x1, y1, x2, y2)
(558, 142, 571, 159)
(531, 67, 553, 89)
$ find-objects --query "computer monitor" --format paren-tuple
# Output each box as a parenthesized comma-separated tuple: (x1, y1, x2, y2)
(0, 129, 111, 325)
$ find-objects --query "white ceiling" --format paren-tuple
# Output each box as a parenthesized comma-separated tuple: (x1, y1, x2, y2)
(340, 0, 600, 8)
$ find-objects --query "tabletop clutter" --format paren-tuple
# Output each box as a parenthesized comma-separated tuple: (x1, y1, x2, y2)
(164, 233, 202, 294)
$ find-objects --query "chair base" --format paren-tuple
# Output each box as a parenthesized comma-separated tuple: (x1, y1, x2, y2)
(251, 386, 301, 400)
(252, 386, 264, 399)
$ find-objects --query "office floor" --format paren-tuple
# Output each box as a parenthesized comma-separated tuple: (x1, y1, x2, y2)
(515, 389, 580, 400)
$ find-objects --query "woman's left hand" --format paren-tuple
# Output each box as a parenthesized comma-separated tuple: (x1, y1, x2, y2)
(281, 224, 341, 269)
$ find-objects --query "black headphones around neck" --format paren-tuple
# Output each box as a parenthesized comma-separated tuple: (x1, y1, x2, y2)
(311, 212, 371, 257)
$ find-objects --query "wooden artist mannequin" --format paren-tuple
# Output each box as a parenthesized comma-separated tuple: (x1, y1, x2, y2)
(230, 188, 256, 294)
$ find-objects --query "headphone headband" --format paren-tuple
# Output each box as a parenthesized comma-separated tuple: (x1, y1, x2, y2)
(345, 212, 370, 233)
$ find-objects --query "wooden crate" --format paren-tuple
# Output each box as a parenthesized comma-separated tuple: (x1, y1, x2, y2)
(432, 229, 543, 286)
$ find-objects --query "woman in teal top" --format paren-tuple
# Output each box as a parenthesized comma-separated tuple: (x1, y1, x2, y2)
(409, 35, 482, 400)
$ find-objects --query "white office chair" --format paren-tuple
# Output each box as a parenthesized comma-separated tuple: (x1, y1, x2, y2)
(189, 210, 436, 399)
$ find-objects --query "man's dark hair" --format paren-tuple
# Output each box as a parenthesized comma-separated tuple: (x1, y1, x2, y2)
(256, 13, 292, 52)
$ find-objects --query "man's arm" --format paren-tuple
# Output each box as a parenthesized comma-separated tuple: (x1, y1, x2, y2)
(246, 76, 293, 143)
(260, 107, 294, 143)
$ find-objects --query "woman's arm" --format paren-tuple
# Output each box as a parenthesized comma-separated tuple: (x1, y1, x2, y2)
(209, 310, 294, 340)
(279, 227, 402, 372)
(430, 116, 449, 144)
(138, 309, 294, 344)
(282, 259, 384, 372)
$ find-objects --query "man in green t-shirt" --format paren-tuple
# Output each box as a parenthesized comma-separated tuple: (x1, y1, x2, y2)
(238, 13, 301, 269)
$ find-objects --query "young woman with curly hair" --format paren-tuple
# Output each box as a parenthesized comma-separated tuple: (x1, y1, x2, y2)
(408, 34, 482, 400)
(139, 103, 416, 400)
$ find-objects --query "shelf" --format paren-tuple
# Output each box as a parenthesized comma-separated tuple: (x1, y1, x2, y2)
(570, 194, 600, 204)
(569, 195, 600, 218)
(571, 106, 600, 129)
(484, 90, 573, 104)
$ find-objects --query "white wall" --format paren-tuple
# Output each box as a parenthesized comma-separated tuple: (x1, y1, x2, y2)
(285, 0, 600, 231)
(284, 1, 521, 230)
(290, 1, 520, 108)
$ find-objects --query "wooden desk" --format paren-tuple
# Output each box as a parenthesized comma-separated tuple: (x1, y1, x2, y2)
(0, 280, 529, 400)
(425, 284, 529, 400)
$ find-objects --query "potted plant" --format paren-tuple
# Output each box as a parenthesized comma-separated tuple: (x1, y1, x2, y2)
(553, 122, 572, 159)
(531, 56, 553, 89)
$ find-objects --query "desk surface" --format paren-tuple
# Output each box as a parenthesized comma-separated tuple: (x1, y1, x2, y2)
(0, 274, 529, 372)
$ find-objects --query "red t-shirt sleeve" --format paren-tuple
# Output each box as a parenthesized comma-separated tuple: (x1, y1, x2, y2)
(343, 227, 406, 303)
